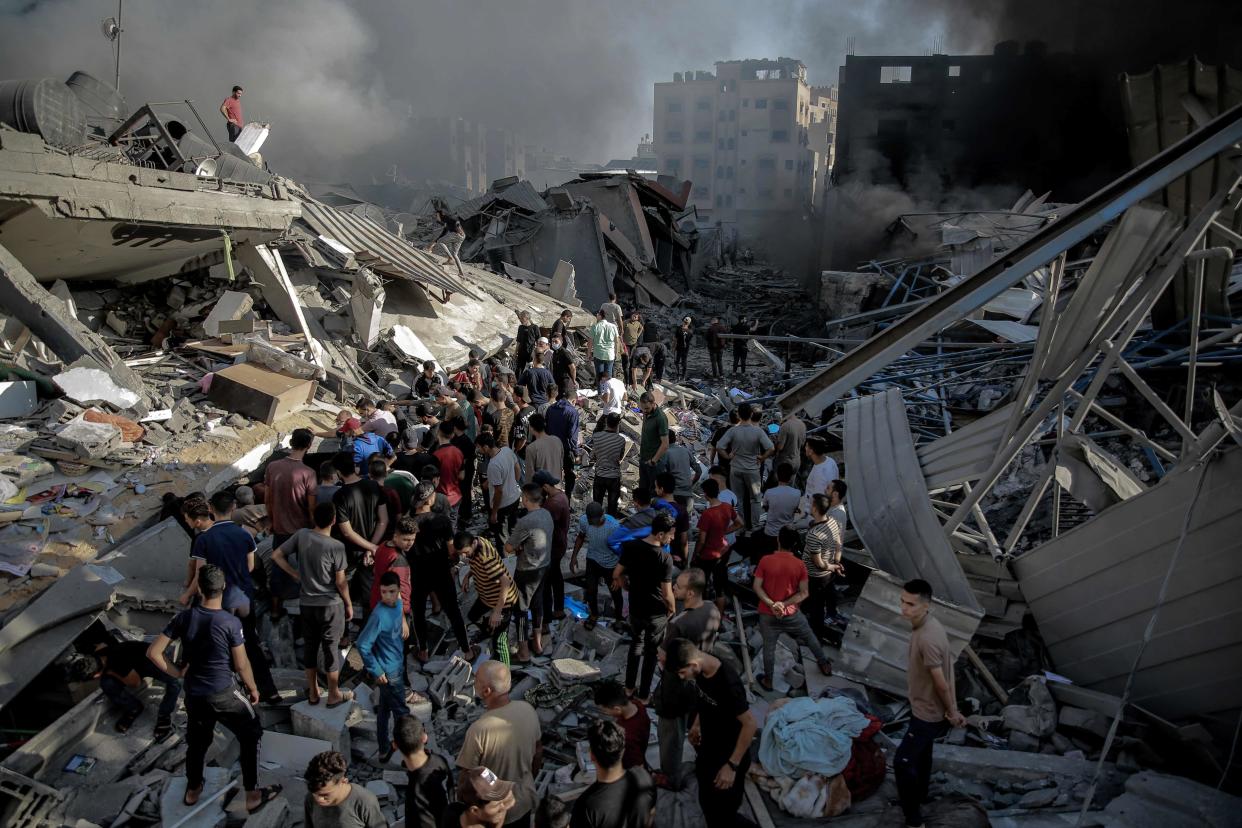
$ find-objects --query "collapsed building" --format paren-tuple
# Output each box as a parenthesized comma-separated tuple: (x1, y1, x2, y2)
(0, 51, 1239, 828)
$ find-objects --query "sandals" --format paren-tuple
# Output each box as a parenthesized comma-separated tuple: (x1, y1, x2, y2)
(153, 717, 173, 741)
(326, 690, 355, 709)
(246, 785, 283, 814)
(183, 785, 203, 807)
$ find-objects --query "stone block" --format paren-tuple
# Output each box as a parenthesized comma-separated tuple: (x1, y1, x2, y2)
(1006, 731, 1040, 752)
(261, 730, 331, 773)
(291, 698, 353, 756)
(204, 291, 255, 337)
(1058, 706, 1110, 740)
(1017, 787, 1059, 808)
(55, 417, 121, 459)
(161, 767, 230, 828)
(365, 780, 395, 802)
(428, 656, 473, 709)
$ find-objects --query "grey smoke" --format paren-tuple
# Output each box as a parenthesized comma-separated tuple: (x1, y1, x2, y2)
(0, 0, 986, 183)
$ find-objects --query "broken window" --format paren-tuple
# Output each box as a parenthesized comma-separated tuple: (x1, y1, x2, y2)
(773, 98, 789, 110)
(948, 65, 962, 78)
(696, 98, 711, 111)
(771, 130, 789, 142)
(667, 99, 683, 112)
(666, 130, 683, 143)
(785, 159, 794, 170)
(694, 129, 712, 143)
(755, 98, 768, 109)
(880, 65, 913, 84)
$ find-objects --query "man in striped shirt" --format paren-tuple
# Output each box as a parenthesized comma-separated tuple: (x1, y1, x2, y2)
(586, 413, 630, 517)
(454, 531, 520, 663)
(802, 482, 847, 640)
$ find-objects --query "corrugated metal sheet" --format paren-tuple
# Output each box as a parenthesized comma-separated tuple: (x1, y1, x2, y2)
(845, 388, 982, 611)
(455, 181, 549, 219)
(917, 403, 1015, 490)
(837, 569, 983, 697)
(298, 200, 480, 300)
(968, 319, 1039, 342)
(1013, 446, 1242, 724)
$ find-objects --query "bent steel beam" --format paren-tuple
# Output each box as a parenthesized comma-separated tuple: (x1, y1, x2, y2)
(779, 101, 1242, 415)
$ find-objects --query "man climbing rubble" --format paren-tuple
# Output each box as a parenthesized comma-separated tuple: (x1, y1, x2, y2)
(427, 207, 467, 278)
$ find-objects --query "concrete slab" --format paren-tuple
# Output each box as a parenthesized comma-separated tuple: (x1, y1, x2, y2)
(260, 730, 331, 773)
(203, 291, 255, 337)
(291, 698, 353, 756)
(161, 767, 231, 828)
(0, 380, 37, 418)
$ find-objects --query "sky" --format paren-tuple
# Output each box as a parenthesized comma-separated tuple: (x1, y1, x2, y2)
(0, 0, 1000, 183)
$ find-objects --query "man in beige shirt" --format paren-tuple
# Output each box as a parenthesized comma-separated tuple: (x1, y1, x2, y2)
(522, 413, 564, 485)
(896, 579, 966, 828)
(457, 661, 542, 827)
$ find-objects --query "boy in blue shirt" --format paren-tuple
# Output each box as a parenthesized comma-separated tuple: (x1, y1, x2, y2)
(569, 501, 622, 631)
(357, 570, 409, 762)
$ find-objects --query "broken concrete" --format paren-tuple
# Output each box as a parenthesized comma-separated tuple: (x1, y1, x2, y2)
(290, 699, 353, 756)
(54, 366, 141, 410)
(202, 290, 254, 337)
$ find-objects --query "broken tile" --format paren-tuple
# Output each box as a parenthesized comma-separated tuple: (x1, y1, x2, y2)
(55, 366, 141, 409)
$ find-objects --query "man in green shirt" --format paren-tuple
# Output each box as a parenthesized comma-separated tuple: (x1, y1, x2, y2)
(590, 308, 620, 382)
(638, 391, 669, 496)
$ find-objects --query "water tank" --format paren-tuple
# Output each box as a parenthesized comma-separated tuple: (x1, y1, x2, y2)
(0, 78, 87, 148)
(65, 71, 126, 136)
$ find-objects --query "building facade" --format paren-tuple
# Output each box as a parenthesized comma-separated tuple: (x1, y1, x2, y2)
(653, 58, 817, 229)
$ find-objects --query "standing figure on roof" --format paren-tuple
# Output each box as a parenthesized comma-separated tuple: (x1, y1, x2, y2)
(220, 85, 244, 142)
(427, 207, 467, 278)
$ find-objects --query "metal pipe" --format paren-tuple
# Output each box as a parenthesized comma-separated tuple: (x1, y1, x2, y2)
(1181, 246, 1232, 426)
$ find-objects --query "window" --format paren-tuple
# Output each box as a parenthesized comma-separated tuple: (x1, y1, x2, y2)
(696, 98, 711, 111)
(715, 165, 724, 178)
(755, 98, 768, 109)
(693, 156, 710, 170)
(759, 188, 774, 199)
(785, 159, 794, 170)
(715, 194, 723, 206)
(740, 129, 748, 136)
(773, 98, 789, 110)
(666, 99, 683, 112)
(727, 166, 734, 178)
(726, 137, 735, 149)
(718, 109, 727, 122)
(948, 65, 961, 77)
(880, 65, 912, 84)
(698, 186, 710, 198)
(758, 158, 776, 170)
(665, 130, 683, 143)
(694, 129, 712, 143)
(718, 138, 726, 149)
(665, 157, 682, 174)
(720, 81, 730, 92)
(771, 130, 789, 142)
(728, 110, 736, 121)
(725, 194, 733, 206)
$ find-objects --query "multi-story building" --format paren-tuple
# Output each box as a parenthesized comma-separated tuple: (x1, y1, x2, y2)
(807, 85, 838, 206)
(652, 58, 818, 231)
(485, 127, 525, 185)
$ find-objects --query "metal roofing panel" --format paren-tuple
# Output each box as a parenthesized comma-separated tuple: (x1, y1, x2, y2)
(917, 403, 1015, 490)
(1012, 446, 1242, 722)
(837, 569, 982, 696)
(844, 388, 981, 611)
(969, 319, 1039, 343)
(298, 200, 479, 300)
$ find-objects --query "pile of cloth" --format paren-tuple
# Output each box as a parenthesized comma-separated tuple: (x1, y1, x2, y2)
(753, 695, 886, 819)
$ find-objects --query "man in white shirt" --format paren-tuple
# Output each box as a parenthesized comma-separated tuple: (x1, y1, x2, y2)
(358, 397, 398, 438)
(480, 433, 521, 546)
(801, 436, 840, 516)
(598, 374, 627, 417)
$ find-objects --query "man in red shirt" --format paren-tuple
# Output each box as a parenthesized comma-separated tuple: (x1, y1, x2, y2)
(432, 421, 464, 529)
(219, 85, 244, 142)
(693, 479, 743, 615)
(264, 427, 317, 615)
(753, 526, 832, 691)
(593, 679, 652, 770)
(370, 515, 415, 612)
(534, 470, 570, 623)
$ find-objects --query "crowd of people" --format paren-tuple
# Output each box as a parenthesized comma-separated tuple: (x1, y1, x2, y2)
(96, 301, 964, 828)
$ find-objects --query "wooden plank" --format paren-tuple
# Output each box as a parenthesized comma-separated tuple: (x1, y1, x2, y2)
(964, 645, 1009, 704)
(744, 779, 777, 828)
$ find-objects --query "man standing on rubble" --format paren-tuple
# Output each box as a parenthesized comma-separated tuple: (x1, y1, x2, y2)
(219, 85, 244, 142)
(622, 311, 644, 381)
(546, 384, 581, 494)
(637, 392, 669, 495)
(897, 578, 966, 828)
(331, 451, 389, 620)
(730, 316, 757, 375)
(428, 207, 467, 279)
(457, 661, 542, 828)
(673, 316, 694, 380)
(590, 308, 620, 381)
(716, 403, 773, 531)
(515, 311, 540, 376)
(148, 565, 281, 815)
(706, 316, 727, 379)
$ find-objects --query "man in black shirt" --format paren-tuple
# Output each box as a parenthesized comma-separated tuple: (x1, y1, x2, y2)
(427, 208, 466, 278)
(665, 639, 758, 828)
(148, 565, 281, 814)
(410, 483, 476, 662)
(549, 332, 577, 396)
(331, 452, 389, 618)
(731, 317, 757, 375)
(395, 715, 451, 828)
(518, 352, 555, 410)
(451, 415, 477, 526)
(514, 311, 540, 376)
(571, 719, 655, 828)
(613, 512, 676, 702)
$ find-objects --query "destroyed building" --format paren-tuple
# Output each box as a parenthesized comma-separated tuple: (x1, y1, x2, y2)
(0, 29, 1240, 828)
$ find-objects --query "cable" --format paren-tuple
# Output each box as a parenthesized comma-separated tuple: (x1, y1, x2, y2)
(1074, 452, 1216, 825)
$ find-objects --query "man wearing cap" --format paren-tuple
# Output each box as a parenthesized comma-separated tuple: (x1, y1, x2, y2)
(673, 316, 694, 381)
(457, 661, 541, 827)
(443, 766, 517, 828)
